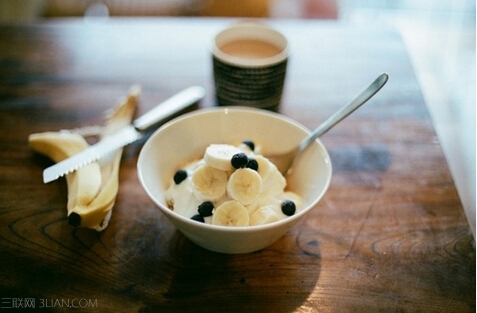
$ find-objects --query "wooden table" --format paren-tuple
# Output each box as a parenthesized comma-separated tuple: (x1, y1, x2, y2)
(0, 18, 474, 312)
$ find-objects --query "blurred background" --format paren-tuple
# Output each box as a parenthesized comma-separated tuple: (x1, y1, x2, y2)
(0, 0, 475, 235)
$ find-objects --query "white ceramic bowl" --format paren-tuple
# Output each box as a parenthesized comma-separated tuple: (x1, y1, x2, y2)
(137, 107, 332, 254)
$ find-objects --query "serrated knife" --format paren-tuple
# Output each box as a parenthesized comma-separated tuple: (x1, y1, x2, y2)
(43, 86, 205, 183)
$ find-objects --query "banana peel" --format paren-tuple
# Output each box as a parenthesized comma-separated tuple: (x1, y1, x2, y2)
(29, 86, 140, 231)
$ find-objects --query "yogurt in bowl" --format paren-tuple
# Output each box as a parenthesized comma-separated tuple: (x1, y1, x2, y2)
(165, 141, 303, 227)
(137, 107, 332, 254)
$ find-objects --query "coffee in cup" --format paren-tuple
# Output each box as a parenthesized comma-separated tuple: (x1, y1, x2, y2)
(212, 23, 289, 110)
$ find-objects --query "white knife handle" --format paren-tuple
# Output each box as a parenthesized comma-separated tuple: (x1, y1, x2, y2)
(133, 86, 205, 131)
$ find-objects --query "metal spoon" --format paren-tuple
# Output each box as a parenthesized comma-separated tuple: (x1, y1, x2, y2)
(268, 73, 389, 176)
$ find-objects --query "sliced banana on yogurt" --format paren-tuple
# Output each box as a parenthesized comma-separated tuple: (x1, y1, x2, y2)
(166, 140, 302, 227)
(227, 168, 262, 205)
(212, 200, 249, 226)
(250, 205, 280, 226)
(204, 143, 242, 171)
(191, 164, 227, 201)
(253, 155, 271, 180)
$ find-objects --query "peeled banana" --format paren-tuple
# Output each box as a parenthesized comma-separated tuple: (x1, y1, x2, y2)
(29, 86, 140, 231)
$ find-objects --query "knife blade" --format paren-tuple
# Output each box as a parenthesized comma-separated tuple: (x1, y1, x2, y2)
(43, 86, 205, 183)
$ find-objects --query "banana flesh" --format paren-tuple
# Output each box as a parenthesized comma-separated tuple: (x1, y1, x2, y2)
(29, 132, 103, 210)
(29, 86, 140, 231)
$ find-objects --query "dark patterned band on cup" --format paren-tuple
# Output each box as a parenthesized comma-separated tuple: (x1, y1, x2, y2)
(213, 56, 288, 110)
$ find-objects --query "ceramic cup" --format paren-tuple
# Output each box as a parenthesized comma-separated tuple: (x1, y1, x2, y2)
(212, 23, 289, 110)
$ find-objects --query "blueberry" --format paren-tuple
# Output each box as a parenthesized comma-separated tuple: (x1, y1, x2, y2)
(198, 201, 214, 217)
(242, 140, 255, 151)
(281, 200, 296, 216)
(191, 214, 205, 223)
(231, 153, 249, 169)
(246, 158, 259, 171)
(173, 169, 187, 184)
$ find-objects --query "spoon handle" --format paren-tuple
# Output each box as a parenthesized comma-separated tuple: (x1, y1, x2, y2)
(298, 73, 389, 152)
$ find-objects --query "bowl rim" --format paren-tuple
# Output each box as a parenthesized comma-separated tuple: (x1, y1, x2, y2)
(137, 106, 332, 233)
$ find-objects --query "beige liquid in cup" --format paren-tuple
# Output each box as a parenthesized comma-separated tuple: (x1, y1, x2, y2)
(220, 39, 282, 59)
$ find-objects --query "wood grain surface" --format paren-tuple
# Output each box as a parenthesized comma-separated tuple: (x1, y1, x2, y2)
(0, 18, 474, 312)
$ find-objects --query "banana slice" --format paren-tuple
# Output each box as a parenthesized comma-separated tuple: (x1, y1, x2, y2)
(204, 144, 242, 171)
(254, 155, 271, 180)
(259, 157, 286, 196)
(250, 205, 280, 226)
(212, 200, 249, 226)
(191, 164, 227, 201)
(227, 168, 262, 205)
